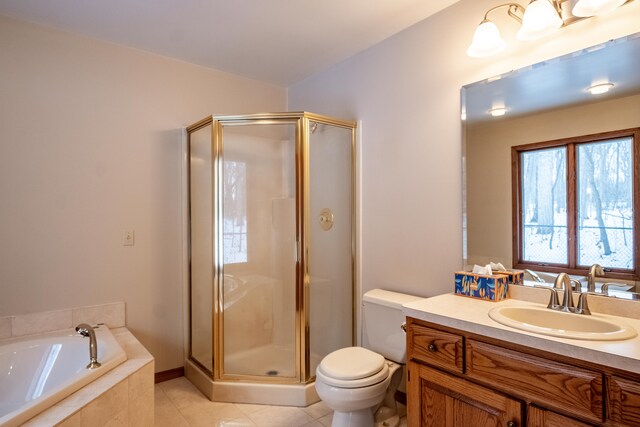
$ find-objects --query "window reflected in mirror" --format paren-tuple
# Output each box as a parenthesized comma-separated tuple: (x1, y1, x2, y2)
(513, 129, 638, 278)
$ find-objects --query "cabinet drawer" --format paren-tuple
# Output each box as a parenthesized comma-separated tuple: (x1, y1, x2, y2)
(466, 339, 603, 423)
(608, 375, 640, 426)
(527, 405, 595, 427)
(407, 322, 463, 373)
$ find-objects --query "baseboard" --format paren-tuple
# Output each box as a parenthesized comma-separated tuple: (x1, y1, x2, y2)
(155, 367, 185, 384)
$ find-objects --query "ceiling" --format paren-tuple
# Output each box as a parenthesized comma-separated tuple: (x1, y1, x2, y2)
(463, 32, 640, 124)
(0, 0, 460, 86)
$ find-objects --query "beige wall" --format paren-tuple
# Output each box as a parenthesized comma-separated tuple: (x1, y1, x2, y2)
(0, 16, 286, 371)
(466, 93, 640, 268)
(288, 0, 640, 299)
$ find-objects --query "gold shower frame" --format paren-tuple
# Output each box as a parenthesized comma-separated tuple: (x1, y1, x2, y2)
(186, 112, 357, 384)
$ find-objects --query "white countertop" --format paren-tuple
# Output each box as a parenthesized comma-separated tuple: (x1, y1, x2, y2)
(403, 293, 640, 375)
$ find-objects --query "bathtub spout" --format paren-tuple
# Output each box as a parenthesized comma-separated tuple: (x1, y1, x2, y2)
(75, 323, 102, 369)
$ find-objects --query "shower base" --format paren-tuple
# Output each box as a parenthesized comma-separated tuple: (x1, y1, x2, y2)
(225, 344, 296, 378)
(185, 354, 321, 407)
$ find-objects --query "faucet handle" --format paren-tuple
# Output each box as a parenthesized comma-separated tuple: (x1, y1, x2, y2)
(534, 285, 559, 309)
(575, 292, 600, 315)
(570, 279, 582, 293)
(600, 283, 621, 296)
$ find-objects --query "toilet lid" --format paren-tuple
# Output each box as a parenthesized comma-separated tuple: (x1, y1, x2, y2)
(318, 347, 385, 380)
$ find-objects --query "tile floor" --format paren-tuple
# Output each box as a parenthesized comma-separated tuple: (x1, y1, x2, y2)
(155, 377, 408, 427)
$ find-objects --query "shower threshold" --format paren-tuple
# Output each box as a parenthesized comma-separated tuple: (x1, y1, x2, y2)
(184, 359, 320, 407)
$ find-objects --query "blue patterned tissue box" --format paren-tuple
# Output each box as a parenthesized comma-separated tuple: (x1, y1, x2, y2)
(454, 271, 509, 301)
(501, 270, 524, 286)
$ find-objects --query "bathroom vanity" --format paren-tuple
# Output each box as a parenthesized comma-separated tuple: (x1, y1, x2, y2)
(403, 294, 640, 427)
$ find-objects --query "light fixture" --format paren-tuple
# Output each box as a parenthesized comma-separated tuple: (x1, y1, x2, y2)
(517, 0, 563, 40)
(489, 107, 508, 116)
(467, 20, 506, 57)
(571, 0, 627, 16)
(587, 82, 614, 94)
(467, 0, 630, 58)
(467, 3, 525, 58)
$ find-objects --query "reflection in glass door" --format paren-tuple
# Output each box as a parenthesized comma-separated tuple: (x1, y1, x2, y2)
(220, 123, 298, 380)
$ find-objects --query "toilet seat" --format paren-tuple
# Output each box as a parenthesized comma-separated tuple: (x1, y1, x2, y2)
(316, 347, 389, 388)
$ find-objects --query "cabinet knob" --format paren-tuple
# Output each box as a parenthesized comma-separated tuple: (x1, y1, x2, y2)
(506, 421, 516, 427)
(428, 343, 437, 352)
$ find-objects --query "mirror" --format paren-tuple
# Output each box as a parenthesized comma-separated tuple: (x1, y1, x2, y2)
(461, 33, 640, 296)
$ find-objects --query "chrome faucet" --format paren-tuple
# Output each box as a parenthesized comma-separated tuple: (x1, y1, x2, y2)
(587, 264, 605, 293)
(524, 269, 545, 283)
(554, 273, 575, 312)
(76, 323, 102, 369)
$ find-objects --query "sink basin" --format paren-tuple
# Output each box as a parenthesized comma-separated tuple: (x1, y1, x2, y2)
(488, 306, 637, 341)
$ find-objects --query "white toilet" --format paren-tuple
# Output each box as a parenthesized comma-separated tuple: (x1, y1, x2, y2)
(315, 289, 421, 427)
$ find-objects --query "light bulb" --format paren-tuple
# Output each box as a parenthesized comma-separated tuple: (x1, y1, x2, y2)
(517, 0, 563, 41)
(572, 0, 626, 16)
(467, 20, 506, 58)
(587, 83, 614, 95)
(489, 107, 508, 117)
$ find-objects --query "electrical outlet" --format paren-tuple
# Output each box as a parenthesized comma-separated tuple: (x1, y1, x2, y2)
(123, 229, 135, 246)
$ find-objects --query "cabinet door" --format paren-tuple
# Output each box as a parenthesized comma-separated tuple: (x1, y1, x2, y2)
(608, 375, 640, 426)
(408, 362, 522, 427)
(527, 405, 594, 427)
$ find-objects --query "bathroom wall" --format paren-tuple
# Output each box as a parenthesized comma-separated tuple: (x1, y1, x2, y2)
(466, 93, 640, 268)
(0, 15, 286, 372)
(288, 0, 640, 299)
(2, 1, 639, 375)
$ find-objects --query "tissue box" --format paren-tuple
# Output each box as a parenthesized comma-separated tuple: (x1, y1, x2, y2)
(454, 271, 509, 301)
(500, 270, 524, 286)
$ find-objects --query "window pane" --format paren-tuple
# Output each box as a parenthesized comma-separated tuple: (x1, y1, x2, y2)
(521, 147, 567, 264)
(223, 160, 247, 264)
(577, 138, 633, 269)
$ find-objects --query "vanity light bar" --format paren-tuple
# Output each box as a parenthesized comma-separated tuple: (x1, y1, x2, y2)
(467, 0, 634, 58)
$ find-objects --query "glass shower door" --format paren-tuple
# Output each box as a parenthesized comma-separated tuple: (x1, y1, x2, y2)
(220, 122, 298, 380)
(189, 123, 214, 373)
(307, 121, 354, 377)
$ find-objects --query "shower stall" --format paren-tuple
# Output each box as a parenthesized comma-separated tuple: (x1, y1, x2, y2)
(186, 112, 357, 406)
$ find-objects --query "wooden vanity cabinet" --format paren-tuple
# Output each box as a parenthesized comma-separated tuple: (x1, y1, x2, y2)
(527, 406, 594, 427)
(608, 376, 640, 426)
(408, 362, 522, 427)
(406, 317, 640, 427)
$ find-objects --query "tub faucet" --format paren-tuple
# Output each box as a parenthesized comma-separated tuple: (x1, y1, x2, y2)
(587, 264, 605, 293)
(75, 323, 102, 369)
(524, 269, 545, 283)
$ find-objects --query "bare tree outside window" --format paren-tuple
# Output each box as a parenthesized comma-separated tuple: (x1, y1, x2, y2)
(521, 147, 567, 264)
(577, 138, 633, 268)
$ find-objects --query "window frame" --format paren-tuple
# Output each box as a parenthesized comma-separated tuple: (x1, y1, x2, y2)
(512, 127, 640, 280)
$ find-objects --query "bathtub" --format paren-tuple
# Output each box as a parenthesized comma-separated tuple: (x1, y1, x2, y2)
(0, 325, 127, 427)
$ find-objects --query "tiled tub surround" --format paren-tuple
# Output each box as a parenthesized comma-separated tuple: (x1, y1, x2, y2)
(0, 302, 126, 339)
(0, 303, 154, 426)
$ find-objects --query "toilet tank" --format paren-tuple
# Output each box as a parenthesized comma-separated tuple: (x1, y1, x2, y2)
(362, 289, 422, 363)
